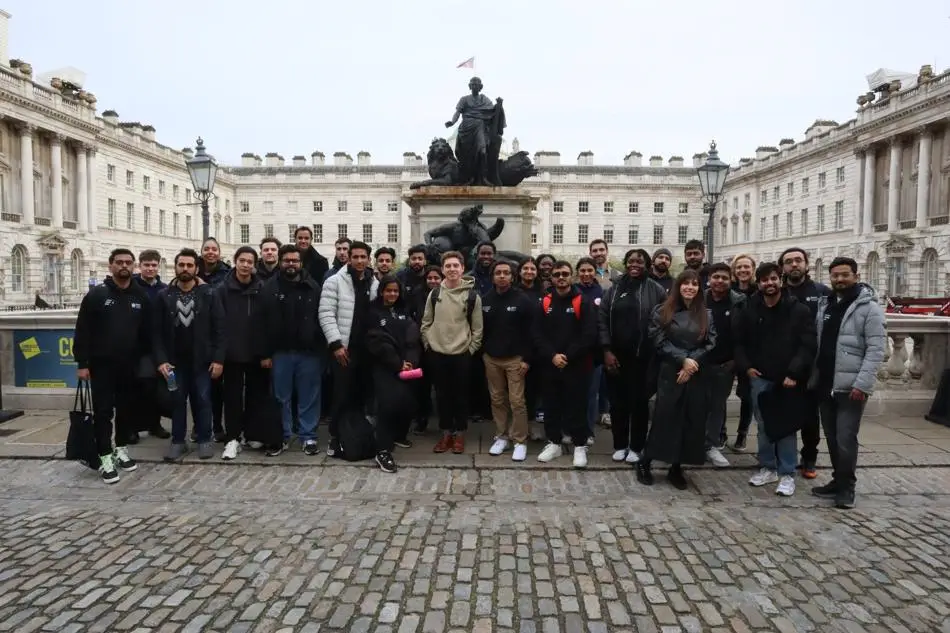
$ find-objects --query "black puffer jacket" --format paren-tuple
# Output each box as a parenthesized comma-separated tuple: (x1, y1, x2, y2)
(216, 270, 265, 363)
(734, 293, 817, 383)
(598, 274, 667, 357)
(365, 299, 422, 373)
(260, 271, 325, 356)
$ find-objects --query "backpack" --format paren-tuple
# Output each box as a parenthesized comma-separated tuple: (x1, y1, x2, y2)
(429, 285, 478, 325)
(542, 293, 582, 320)
(336, 408, 377, 462)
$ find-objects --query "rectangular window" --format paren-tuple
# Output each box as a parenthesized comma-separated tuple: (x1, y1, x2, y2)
(628, 201, 639, 214)
(313, 200, 323, 213)
(760, 218, 766, 240)
(552, 224, 564, 244)
(362, 201, 373, 214)
(818, 172, 827, 188)
(628, 225, 639, 244)
(288, 224, 298, 241)
(363, 223, 373, 242)
(578, 201, 589, 214)
(173, 184, 179, 200)
(240, 201, 250, 214)
(677, 225, 688, 244)
(760, 189, 768, 204)
(143, 207, 151, 233)
(653, 225, 663, 244)
(603, 201, 613, 214)
(106, 165, 115, 182)
(107, 199, 116, 227)
(801, 177, 809, 194)
(836, 167, 845, 184)
(173, 212, 180, 237)
(387, 223, 398, 243)
(679, 202, 689, 214)
(801, 209, 809, 235)
(388, 201, 399, 214)
(126, 203, 134, 230)
(186, 216, 192, 239)
(744, 193, 750, 207)
(240, 224, 250, 243)
(772, 214, 778, 239)
(553, 201, 564, 214)
(834, 200, 844, 229)
(338, 223, 348, 239)
(225, 200, 229, 213)
(126, 170, 134, 187)
(531, 233, 537, 245)
(732, 197, 738, 211)
(159, 209, 166, 235)
(158, 180, 165, 195)
(773, 186, 780, 201)
(603, 227, 614, 244)
(817, 204, 825, 232)
(314, 224, 323, 243)
(786, 211, 793, 236)
(338, 200, 348, 213)
(787, 182, 794, 197)
(578, 224, 589, 243)
(264, 224, 274, 237)
(654, 202, 664, 214)
(185, 188, 191, 201)
(702, 225, 710, 245)
(215, 197, 220, 211)
(743, 217, 750, 241)
(732, 221, 738, 244)
(143, 175, 150, 191)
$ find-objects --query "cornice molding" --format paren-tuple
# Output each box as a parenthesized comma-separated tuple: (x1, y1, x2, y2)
(0, 90, 99, 136)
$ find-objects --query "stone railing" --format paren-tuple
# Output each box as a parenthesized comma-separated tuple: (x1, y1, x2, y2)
(0, 310, 946, 415)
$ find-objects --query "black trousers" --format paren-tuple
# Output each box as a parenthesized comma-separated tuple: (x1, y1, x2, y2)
(135, 378, 161, 433)
(819, 392, 865, 490)
(330, 352, 370, 439)
(89, 360, 136, 456)
(469, 352, 491, 418)
(799, 390, 822, 465)
(374, 368, 414, 451)
(541, 365, 589, 445)
(607, 354, 651, 452)
(414, 353, 435, 429)
(430, 351, 470, 433)
(222, 362, 269, 443)
(524, 366, 542, 420)
(211, 377, 224, 435)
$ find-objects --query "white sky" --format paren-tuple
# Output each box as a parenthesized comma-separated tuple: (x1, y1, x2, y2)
(8, 0, 949, 165)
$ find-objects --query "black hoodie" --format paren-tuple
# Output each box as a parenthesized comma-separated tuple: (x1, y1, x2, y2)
(532, 286, 598, 371)
(734, 293, 817, 384)
(255, 260, 280, 282)
(598, 274, 667, 357)
(365, 298, 422, 373)
(261, 270, 325, 356)
(301, 246, 330, 284)
(74, 277, 151, 369)
(481, 286, 535, 359)
(216, 270, 265, 363)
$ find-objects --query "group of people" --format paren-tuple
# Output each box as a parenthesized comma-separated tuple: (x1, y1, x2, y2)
(74, 230, 885, 509)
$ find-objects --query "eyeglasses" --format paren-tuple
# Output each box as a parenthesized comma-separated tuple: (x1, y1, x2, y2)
(113, 260, 134, 266)
(281, 259, 301, 265)
(551, 271, 572, 279)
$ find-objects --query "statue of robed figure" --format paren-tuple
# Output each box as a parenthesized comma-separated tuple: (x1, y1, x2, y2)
(445, 76, 506, 186)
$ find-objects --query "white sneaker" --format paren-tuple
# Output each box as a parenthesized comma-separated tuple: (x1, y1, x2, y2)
(247, 441, 264, 450)
(489, 437, 509, 456)
(537, 442, 562, 463)
(511, 443, 527, 462)
(749, 468, 779, 487)
(776, 475, 796, 497)
(625, 450, 640, 464)
(222, 440, 240, 461)
(599, 413, 612, 428)
(114, 446, 137, 472)
(706, 447, 730, 468)
(611, 449, 627, 462)
(573, 446, 588, 469)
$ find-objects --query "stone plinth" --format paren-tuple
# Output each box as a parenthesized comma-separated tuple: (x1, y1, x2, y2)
(403, 186, 540, 255)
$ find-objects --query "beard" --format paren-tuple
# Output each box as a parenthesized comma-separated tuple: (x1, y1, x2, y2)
(178, 272, 194, 282)
(282, 268, 299, 278)
(115, 269, 131, 279)
(654, 263, 669, 273)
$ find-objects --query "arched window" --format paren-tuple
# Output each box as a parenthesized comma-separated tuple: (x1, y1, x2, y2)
(70, 249, 84, 291)
(10, 245, 26, 293)
(923, 248, 941, 297)
(866, 251, 881, 292)
(813, 258, 824, 284)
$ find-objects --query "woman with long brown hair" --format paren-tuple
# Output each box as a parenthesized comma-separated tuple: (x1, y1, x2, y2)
(636, 269, 717, 489)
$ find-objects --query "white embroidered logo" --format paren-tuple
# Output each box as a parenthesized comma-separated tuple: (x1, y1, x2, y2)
(176, 296, 195, 327)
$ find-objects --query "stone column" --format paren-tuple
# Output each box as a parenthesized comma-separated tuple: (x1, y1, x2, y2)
(887, 138, 901, 232)
(86, 146, 97, 232)
(916, 127, 932, 229)
(862, 147, 876, 234)
(50, 134, 63, 228)
(76, 144, 88, 233)
(18, 123, 34, 225)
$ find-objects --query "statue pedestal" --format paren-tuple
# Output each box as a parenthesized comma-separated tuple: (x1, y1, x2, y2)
(404, 186, 539, 255)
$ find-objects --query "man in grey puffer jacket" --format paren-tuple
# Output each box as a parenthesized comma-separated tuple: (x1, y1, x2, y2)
(809, 256, 886, 509)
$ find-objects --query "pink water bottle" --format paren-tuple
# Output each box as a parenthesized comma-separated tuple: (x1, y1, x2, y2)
(399, 368, 424, 380)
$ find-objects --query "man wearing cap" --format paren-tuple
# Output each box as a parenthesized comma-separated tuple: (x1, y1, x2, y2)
(650, 248, 674, 293)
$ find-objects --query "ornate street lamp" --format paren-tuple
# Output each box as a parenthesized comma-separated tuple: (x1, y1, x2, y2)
(696, 140, 730, 263)
(184, 137, 218, 241)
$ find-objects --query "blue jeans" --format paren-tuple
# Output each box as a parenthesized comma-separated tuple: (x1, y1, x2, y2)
(750, 376, 797, 476)
(171, 363, 212, 444)
(586, 365, 604, 433)
(272, 352, 322, 442)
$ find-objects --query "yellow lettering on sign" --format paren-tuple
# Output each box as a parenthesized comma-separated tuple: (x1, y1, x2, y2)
(18, 337, 40, 360)
(59, 337, 74, 358)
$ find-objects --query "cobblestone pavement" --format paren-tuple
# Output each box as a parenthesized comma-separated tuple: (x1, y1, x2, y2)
(2, 461, 950, 632)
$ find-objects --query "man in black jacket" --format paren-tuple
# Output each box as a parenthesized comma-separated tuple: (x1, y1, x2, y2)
(735, 261, 817, 498)
(261, 245, 326, 456)
(398, 245, 429, 311)
(780, 246, 833, 479)
(153, 248, 226, 462)
(74, 248, 151, 484)
(650, 248, 674, 293)
(683, 239, 710, 289)
(323, 237, 351, 281)
(132, 249, 170, 442)
(257, 236, 282, 281)
(216, 246, 268, 461)
(295, 226, 330, 284)
(532, 260, 598, 468)
(482, 260, 535, 462)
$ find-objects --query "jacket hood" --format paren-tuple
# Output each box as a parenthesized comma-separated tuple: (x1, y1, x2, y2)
(168, 276, 207, 289)
(442, 276, 475, 294)
(818, 282, 877, 310)
(225, 269, 262, 291)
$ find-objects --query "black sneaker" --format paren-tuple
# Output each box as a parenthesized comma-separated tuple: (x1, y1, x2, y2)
(265, 442, 288, 457)
(114, 447, 137, 472)
(394, 438, 413, 449)
(148, 424, 171, 439)
(668, 466, 688, 491)
(99, 455, 119, 485)
(733, 433, 747, 451)
(636, 462, 654, 486)
(834, 488, 855, 509)
(303, 440, 320, 456)
(811, 481, 839, 499)
(376, 451, 397, 473)
(326, 437, 340, 458)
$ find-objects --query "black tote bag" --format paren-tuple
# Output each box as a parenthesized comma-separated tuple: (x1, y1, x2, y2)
(66, 381, 101, 470)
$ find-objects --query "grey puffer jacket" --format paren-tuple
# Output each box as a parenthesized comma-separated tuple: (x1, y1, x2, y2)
(809, 284, 887, 395)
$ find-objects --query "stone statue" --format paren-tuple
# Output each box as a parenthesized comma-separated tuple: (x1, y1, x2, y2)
(409, 138, 539, 190)
(422, 204, 528, 267)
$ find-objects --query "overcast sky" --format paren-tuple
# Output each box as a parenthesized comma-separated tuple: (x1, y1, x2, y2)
(8, 0, 948, 166)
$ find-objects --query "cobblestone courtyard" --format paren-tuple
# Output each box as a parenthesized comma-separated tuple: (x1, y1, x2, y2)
(0, 459, 949, 633)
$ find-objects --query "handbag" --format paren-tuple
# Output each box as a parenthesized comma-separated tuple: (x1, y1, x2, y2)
(66, 380, 101, 470)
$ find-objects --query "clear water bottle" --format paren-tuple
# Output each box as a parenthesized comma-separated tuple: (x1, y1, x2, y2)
(166, 369, 178, 392)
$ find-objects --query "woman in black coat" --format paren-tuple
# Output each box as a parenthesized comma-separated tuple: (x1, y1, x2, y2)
(366, 275, 422, 473)
(638, 269, 717, 489)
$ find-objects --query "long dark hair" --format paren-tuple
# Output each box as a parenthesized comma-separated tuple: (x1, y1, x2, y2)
(658, 269, 708, 337)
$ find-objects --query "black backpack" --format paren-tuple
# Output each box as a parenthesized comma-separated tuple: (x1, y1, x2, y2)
(429, 285, 478, 324)
(336, 408, 377, 462)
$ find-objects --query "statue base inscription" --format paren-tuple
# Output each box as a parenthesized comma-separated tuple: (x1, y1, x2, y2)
(404, 186, 539, 259)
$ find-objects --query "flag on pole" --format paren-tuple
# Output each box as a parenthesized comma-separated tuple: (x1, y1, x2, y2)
(456, 57, 475, 69)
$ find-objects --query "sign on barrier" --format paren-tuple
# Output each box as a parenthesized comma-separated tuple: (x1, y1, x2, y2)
(12, 330, 78, 388)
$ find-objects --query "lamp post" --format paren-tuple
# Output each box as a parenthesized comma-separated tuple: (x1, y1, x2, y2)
(696, 140, 730, 263)
(184, 137, 218, 241)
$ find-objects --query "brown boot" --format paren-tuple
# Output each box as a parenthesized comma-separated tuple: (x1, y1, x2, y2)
(452, 434, 465, 454)
(433, 433, 452, 453)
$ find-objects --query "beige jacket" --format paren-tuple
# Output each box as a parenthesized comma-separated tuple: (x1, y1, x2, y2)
(420, 277, 484, 355)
